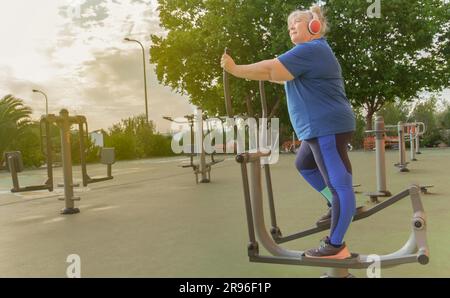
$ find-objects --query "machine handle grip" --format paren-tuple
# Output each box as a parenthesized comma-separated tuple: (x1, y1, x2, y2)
(223, 48, 233, 118)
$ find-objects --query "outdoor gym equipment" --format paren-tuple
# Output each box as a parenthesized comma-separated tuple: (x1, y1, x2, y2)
(223, 50, 429, 278)
(363, 116, 392, 202)
(77, 118, 115, 186)
(393, 121, 426, 172)
(44, 109, 80, 214)
(164, 109, 224, 184)
(364, 117, 432, 203)
(4, 151, 53, 193)
(4, 109, 115, 214)
(364, 121, 425, 173)
(283, 132, 300, 154)
(3, 114, 57, 193)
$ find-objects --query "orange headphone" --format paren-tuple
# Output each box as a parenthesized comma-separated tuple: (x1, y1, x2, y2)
(307, 11, 322, 35)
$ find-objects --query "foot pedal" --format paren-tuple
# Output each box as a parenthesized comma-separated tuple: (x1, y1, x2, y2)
(316, 206, 365, 227)
(58, 197, 81, 201)
(301, 252, 360, 261)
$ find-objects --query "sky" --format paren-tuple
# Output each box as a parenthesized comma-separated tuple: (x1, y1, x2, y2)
(0, 0, 449, 133)
(0, 0, 195, 133)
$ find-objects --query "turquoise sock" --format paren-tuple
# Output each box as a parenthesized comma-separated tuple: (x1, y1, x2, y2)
(320, 187, 333, 206)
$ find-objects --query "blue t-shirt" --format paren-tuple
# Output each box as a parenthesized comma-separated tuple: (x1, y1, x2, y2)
(278, 38, 355, 141)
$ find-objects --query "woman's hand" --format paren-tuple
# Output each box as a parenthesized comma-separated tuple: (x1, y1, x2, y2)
(221, 53, 293, 82)
(221, 53, 236, 74)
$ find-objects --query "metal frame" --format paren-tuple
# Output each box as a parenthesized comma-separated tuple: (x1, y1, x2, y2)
(4, 117, 55, 193)
(77, 119, 114, 186)
(164, 110, 224, 184)
(48, 109, 81, 214)
(393, 121, 426, 172)
(365, 118, 431, 202)
(237, 153, 428, 271)
(5, 109, 114, 214)
(223, 51, 429, 277)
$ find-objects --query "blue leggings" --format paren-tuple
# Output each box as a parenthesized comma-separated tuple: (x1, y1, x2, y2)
(295, 132, 356, 246)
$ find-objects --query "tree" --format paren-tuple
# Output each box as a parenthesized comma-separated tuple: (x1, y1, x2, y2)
(438, 104, 450, 129)
(150, 0, 450, 131)
(150, 0, 300, 122)
(326, 0, 450, 129)
(13, 122, 45, 168)
(0, 95, 32, 165)
(105, 115, 149, 160)
(351, 109, 368, 149)
(410, 96, 442, 147)
(437, 104, 450, 145)
(376, 101, 409, 127)
(70, 130, 100, 165)
(105, 115, 174, 160)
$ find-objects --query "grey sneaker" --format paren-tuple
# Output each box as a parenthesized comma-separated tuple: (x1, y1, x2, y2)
(305, 236, 351, 259)
(316, 208, 332, 226)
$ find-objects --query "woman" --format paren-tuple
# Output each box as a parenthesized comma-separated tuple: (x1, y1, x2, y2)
(221, 5, 356, 259)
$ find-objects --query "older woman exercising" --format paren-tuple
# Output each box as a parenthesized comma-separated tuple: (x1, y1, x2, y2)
(221, 5, 356, 259)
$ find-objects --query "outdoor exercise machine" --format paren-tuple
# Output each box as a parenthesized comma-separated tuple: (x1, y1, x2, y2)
(393, 121, 426, 172)
(164, 109, 224, 184)
(282, 132, 301, 154)
(365, 121, 426, 172)
(364, 117, 432, 203)
(223, 49, 429, 278)
(4, 109, 115, 214)
(2, 113, 57, 193)
(77, 118, 115, 186)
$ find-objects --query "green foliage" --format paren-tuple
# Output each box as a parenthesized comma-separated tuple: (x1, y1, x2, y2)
(327, 0, 450, 121)
(70, 131, 101, 165)
(1, 95, 174, 169)
(351, 110, 367, 149)
(376, 101, 409, 127)
(440, 129, 450, 146)
(151, 0, 450, 132)
(437, 105, 450, 130)
(437, 103, 450, 146)
(105, 130, 139, 160)
(410, 96, 442, 147)
(151, 0, 303, 122)
(105, 115, 175, 160)
(146, 134, 174, 157)
(13, 122, 45, 168)
(0, 94, 33, 166)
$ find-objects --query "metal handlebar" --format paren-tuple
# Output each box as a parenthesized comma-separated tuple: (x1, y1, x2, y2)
(416, 122, 426, 136)
(366, 122, 426, 136)
(39, 118, 47, 156)
(223, 48, 233, 118)
(259, 81, 268, 119)
(224, 48, 269, 120)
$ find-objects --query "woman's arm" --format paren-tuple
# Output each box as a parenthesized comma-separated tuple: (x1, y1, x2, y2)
(221, 54, 294, 82)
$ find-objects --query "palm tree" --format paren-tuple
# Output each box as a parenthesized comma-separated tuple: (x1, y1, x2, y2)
(0, 94, 32, 167)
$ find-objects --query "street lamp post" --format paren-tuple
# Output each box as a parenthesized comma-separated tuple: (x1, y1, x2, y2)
(124, 37, 149, 124)
(32, 89, 49, 116)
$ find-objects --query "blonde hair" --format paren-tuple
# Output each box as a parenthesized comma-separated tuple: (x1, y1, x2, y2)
(287, 4, 328, 36)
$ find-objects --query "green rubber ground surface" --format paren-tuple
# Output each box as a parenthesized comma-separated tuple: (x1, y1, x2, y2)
(0, 149, 448, 277)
